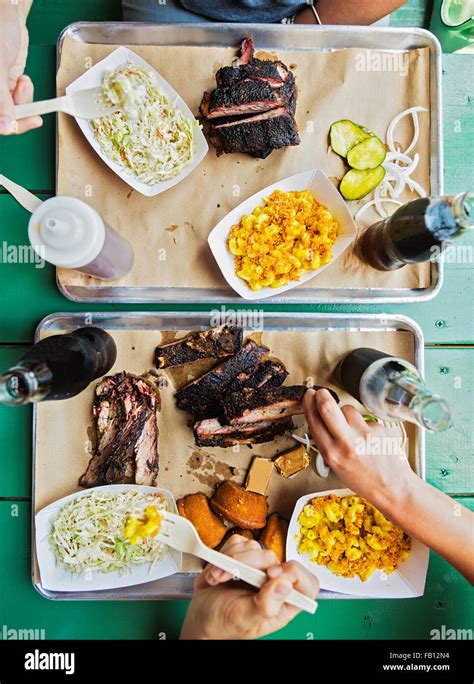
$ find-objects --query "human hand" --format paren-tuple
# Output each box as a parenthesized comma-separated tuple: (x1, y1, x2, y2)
(180, 534, 319, 640)
(303, 388, 418, 512)
(0, 0, 41, 135)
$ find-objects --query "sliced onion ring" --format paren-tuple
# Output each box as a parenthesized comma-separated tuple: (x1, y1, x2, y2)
(386, 106, 427, 154)
(355, 197, 403, 222)
(407, 177, 427, 198)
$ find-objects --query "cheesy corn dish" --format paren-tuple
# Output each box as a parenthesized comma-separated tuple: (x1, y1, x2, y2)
(297, 494, 411, 581)
(227, 190, 338, 291)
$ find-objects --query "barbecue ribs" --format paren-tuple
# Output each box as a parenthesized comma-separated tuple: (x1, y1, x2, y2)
(220, 385, 340, 425)
(194, 417, 294, 447)
(155, 324, 243, 368)
(175, 338, 268, 419)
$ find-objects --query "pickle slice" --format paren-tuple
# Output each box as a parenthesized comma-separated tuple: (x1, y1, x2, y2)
(339, 166, 386, 200)
(347, 136, 386, 170)
(329, 120, 371, 157)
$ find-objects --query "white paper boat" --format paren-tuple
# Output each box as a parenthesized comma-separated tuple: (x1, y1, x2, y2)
(65, 47, 208, 197)
(286, 488, 429, 598)
(208, 169, 357, 300)
(35, 484, 182, 592)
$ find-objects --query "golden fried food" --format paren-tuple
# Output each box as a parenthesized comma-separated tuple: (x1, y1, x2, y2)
(297, 494, 411, 581)
(260, 513, 289, 563)
(177, 493, 227, 549)
(227, 189, 338, 291)
(211, 481, 268, 529)
(274, 444, 310, 478)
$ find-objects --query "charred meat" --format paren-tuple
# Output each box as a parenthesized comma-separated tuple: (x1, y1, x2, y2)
(236, 37, 254, 66)
(175, 338, 268, 419)
(200, 80, 283, 120)
(155, 324, 243, 368)
(216, 40, 290, 89)
(79, 372, 159, 488)
(194, 417, 294, 447)
(209, 107, 300, 159)
(200, 38, 299, 158)
(227, 359, 288, 394)
(220, 385, 339, 425)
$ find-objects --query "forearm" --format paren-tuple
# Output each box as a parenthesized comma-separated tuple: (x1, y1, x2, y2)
(375, 475, 474, 584)
(0, 0, 33, 20)
(295, 0, 407, 25)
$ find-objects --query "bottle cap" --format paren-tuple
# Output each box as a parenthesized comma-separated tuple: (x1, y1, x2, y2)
(28, 197, 105, 268)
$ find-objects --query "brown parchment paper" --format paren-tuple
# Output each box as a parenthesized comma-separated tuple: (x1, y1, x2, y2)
(35, 328, 417, 576)
(56, 39, 431, 293)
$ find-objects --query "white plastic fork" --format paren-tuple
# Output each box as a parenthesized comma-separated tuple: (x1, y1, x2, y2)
(14, 87, 121, 121)
(157, 511, 317, 614)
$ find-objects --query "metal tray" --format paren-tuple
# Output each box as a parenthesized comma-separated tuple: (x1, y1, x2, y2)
(32, 311, 425, 600)
(56, 22, 443, 305)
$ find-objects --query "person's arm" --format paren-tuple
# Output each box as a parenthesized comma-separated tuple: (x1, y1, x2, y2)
(295, 0, 408, 25)
(303, 389, 474, 584)
(0, 0, 41, 135)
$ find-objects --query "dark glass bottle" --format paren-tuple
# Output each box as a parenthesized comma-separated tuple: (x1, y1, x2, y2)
(0, 327, 117, 406)
(338, 347, 452, 432)
(358, 191, 474, 270)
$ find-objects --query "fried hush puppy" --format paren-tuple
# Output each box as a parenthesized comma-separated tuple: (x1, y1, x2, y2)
(260, 513, 289, 563)
(211, 481, 268, 529)
(177, 493, 227, 549)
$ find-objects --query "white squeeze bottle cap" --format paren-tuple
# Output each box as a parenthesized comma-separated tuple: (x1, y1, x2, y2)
(28, 197, 105, 269)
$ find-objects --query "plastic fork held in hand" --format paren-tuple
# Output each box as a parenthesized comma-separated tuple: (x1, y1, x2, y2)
(157, 511, 317, 615)
(14, 87, 121, 121)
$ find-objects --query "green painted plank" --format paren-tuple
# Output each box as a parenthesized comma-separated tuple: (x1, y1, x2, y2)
(1, 500, 472, 640)
(0, 47, 55, 193)
(425, 348, 473, 495)
(0, 348, 31, 498)
(390, 0, 429, 28)
(442, 55, 474, 194)
(390, 268, 474, 345)
(0, 194, 58, 343)
(27, 0, 122, 47)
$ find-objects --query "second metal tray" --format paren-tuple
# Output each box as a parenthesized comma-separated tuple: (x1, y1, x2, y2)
(32, 311, 425, 601)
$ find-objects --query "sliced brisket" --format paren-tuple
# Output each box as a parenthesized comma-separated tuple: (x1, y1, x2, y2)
(216, 60, 290, 89)
(202, 37, 299, 158)
(79, 372, 159, 488)
(210, 107, 300, 158)
(200, 80, 283, 119)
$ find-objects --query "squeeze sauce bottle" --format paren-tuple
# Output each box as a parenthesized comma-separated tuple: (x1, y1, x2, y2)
(28, 197, 134, 280)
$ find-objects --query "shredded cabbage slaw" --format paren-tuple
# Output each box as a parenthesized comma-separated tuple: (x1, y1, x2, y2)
(50, 490, 169, 575)
(91, 63, 196, 185)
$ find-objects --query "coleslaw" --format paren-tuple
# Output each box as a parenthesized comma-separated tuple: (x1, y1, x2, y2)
(91, 63, 196, 184)
(50, 490, 169, 575)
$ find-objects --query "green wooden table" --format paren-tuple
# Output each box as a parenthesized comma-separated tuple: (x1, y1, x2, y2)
(0, 0, 472, 640)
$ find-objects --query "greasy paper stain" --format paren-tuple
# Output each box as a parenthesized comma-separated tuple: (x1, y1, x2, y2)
(186, 450, 242, 491)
